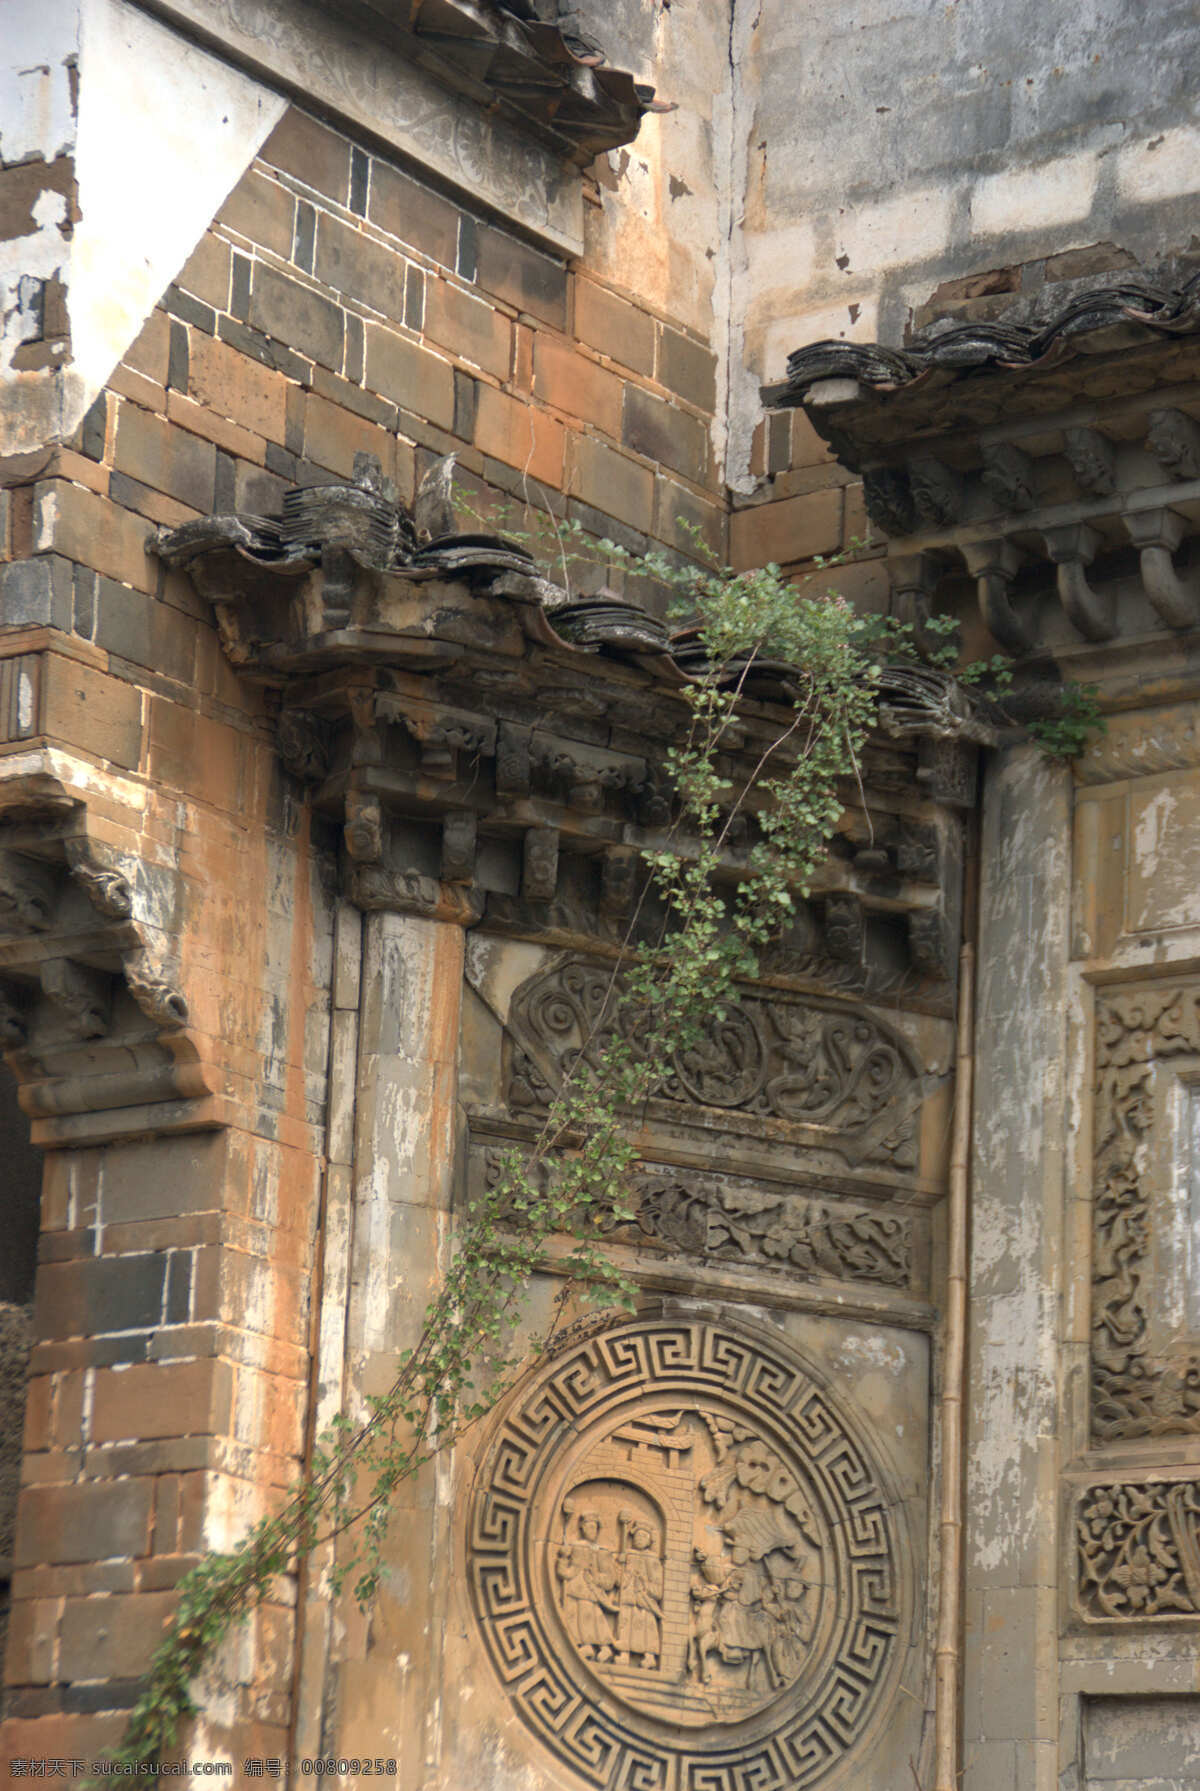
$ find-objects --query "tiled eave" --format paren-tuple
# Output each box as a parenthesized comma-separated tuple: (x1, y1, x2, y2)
(332, 0, 664, 163)
(762, 273, 1200, 676)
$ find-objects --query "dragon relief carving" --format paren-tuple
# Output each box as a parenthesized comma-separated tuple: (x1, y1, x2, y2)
(1091, 985, 1200, 1441)
(1076, 1480, 1200, 1621)
(501, 958, 924, 1171)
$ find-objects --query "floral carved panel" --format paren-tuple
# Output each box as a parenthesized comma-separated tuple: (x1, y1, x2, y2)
(1075, 1480, 1200, 1621)
(502, 957, 925, 1173)
(1091, 984, 1200, 1441)
(465, 1313, 911, 1789)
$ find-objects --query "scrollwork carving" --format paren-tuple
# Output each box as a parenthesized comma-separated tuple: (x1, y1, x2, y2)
(1091, 984, 1200, 1441)
(1076, 1480, 1200, 1621)
(502, 958, 924, 1170)
(466, 1314, 908, 1787)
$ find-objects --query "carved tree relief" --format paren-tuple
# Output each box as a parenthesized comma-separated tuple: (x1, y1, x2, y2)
(466, 1314, 908, 1789)
(1091, 985, 1200, 1441)
(503, 958, 924, 1171)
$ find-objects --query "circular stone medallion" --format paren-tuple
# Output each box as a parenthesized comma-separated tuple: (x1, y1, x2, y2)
(466, 1313, 910, 1790)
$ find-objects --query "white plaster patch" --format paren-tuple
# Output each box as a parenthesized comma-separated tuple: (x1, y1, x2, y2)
(832, 1333, 907, 1377)
(0, 0, 79, 165)
(67, 0, 285, 424)
(1132, 783, 1175, 882)
(970, 154, 1098, 239)
(1116, 124, 1200, 205)
(831, 187, 954, 279)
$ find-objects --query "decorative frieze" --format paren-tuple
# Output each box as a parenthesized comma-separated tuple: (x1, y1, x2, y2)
(477, 1147, 916, 1290)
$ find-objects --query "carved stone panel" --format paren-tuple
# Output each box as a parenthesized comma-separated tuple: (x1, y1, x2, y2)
(1091, 983, 1200, 1441)
(473, 1149, 918, 1293)
(503, 957, 925, 1173)
(466, 1312, 909, 1789)
(1075, 1479, 1200, 1622)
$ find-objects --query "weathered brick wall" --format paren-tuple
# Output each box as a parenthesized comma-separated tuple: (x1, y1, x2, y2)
(1, 88, 725, 1765)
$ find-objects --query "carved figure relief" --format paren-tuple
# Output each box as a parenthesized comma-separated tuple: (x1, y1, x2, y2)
(502, 957, 924, 1171)
(1091, 984, 1200, 1440)
(1076, 1480, 1200, 1621)
(467, 1314, 908, 1789)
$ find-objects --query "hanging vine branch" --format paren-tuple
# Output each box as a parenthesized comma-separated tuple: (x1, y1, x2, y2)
(99, 525, 1098, 1771)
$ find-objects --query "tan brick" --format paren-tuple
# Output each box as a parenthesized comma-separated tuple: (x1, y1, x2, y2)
(814, 555, 890, 613)
(364, 325, 454, 432)
(40, 653, 143, 769)
(657, 323, 717, 412)
(261, 107, 351, 206)
(843, 481, 880, 551)
(424, 279, 511, 380)
(653, 477, 726, 560)
(788, 405, 837, 469)
(473, 385, 564, 488)
(575, 279, 655, 376)
(32, 480, 154, 590)
(114, 406, 215, 512)
(108, 363, 165, 415)
(367, 160, 459, 266)
(166, 391, 265, 463)
(729, 488, 843, 569)
(568, 434, 653, 534)
(314, 213, 404, 324)
(218, 167, 295, 257)
(303, 391, 399, 480)
(186, 331, 288, 441)
(1, 1595, 60, 1685)
(176, 232, 230, 310)
(475, 223, 568, 330)
(90, 1359, 233, 1443)
(21, 1376, 52, 1453)
(15, 1479, 153, 1567)
(0, 153, 74, 242)
(58, 1591, 175, 1682)
(122, 309, 169, 385)
(249, 264, 344, 371)
(533, 335, 622, 436)
(148, 699, 250, 812)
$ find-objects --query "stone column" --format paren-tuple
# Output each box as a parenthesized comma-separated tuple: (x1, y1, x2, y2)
(306, 905, 466, 1781)
(962, 745, 1071, 1791)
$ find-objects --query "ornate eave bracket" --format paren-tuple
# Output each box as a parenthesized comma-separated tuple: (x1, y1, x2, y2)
(765, 270, 1200, 682)
(0, 761, 212, 1147)
(156, 458, 984, 1005)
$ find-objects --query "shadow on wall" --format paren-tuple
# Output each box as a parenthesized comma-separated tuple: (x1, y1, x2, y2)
(0, 1071, 39, 1681)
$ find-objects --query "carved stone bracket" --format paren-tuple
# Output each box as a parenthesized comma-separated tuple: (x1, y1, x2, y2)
(159, 460, 972, 980)
(0, 771, 207, 1143)
(768, 271, 1200, 669)
(1075, 1478, 1200, 1623)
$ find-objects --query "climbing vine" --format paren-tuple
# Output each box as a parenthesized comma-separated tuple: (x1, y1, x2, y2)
(100, 521, 1097, 1770)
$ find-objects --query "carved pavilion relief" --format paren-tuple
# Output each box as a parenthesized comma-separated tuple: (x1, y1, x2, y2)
(465, 1313, 912, 1790)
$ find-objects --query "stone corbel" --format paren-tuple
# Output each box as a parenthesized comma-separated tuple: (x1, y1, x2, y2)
(1147, 407, 1200, 480)
(960, 538, 1034, 656)
(1123, 509, 1200, 629)
(1043, 523, 1116, 641)
(1064, 425, 1117, 497)
(908, 457, 964, 528)
(888, 552, 945, 659)
(523, 827, 559, 902)
(0, 773, 210, 1144)
(980, 442, 1035, 513)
